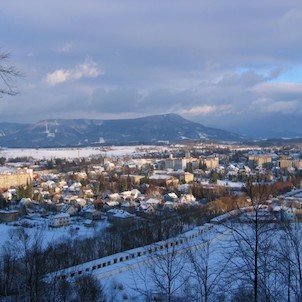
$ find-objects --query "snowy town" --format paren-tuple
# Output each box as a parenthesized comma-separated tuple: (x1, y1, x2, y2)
(0, 144, 301, 229)
(2, 0, 302, 300)
(0, 143, 302, 300)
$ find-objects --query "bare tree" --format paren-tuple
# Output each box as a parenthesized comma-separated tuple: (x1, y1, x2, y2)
(3, 228, 47, 301)
(0, 49, 20, 97)
(186, 235, 229, 302)
(133, 242, 189, 301)
(0, 243, 20, 297)
(222, 180, 281, 302)
(55, 279, 72, 302)
(279, 221, 302, 301)
(73, 274, 106, 302)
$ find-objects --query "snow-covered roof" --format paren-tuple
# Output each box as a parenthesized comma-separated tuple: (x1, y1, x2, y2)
(106, 201, 119, 207)
(52, 213, 70, 218)
(149, 174, 172, 180)
(146, 198, 161, 205)
(168, 192, 178, 199)
(113, 211, 133, 219)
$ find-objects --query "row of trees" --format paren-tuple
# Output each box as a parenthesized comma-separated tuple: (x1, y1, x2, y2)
(0, 173, 301, 301)
(2, 212, 302, 301)
(131, 216, 302, 301)
(0, 207, 186, 301)
(0, 227, 111, 301)
(129, 181, 302, 302)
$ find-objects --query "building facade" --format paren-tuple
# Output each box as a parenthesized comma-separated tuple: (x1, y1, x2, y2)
(49, 213, 70, 227)
(0, 168, 33, 189)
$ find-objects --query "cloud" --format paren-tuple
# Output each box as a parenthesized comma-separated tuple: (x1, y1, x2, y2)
(45, 58, 103, 86)
(252, 82, 302, 95)
(178, 105, 233, 116)
(2, 0, 302, 137)
(56, 43, 73, 53)
(251, 98, 301, 114)
(46, 69, 70, 86)
(283, 8, 302, 22)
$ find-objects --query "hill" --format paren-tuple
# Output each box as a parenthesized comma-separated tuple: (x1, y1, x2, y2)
(0, 114, 248, 148)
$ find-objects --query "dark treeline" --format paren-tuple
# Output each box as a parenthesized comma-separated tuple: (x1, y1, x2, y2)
(1, 181, 302, 301)
(0, 209, 189, 301)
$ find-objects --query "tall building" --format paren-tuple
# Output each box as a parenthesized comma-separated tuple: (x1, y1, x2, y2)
(248, 155, 272, 168)
(0, 168, 33, 189)
(200, 156, 219, 170)
(278, 156, 293, 169)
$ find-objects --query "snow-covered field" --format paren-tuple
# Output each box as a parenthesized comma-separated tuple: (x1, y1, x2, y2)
(0, 219, 110, 249)
(49, 222, 289, 301)
(0, 145, 168, 160)
(49, 224, 233, 301)
(98, 225, 231, 301)
(1, 217, 291, 301)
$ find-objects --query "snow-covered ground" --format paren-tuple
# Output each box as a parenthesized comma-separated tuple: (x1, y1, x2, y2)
(0, 145, 168, 160)
(48, 224, 233, 301)
(99, 225, 231, 301)
(0, 218, 110, 249)
(49, 221, 289, 301)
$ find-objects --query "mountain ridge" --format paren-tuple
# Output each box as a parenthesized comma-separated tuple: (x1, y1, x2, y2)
(0, 113, 249, 148)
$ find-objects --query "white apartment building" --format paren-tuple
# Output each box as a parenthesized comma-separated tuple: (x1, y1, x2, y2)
(49, 213, 70, 227)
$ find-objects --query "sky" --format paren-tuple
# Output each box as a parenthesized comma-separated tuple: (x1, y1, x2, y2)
(1, 0, 302, 138)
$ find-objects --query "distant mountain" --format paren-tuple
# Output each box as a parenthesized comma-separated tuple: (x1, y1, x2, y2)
(0, 114, 249, 148)
(249, 137, 302, 147)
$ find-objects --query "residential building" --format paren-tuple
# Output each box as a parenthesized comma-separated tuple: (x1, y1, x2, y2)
(0, 168, 33, 189)
(149, 175, 179, 187)
(49, 213, 70, 227)
(278, 156, 293, 169)
(293, 159, 302, 170)
(200, 157, 219, 170)
(248, 155, 272, 168)
(0, 210, 19, 222)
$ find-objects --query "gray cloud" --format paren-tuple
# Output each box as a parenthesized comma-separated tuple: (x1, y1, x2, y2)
(1, 0, 302, 137)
